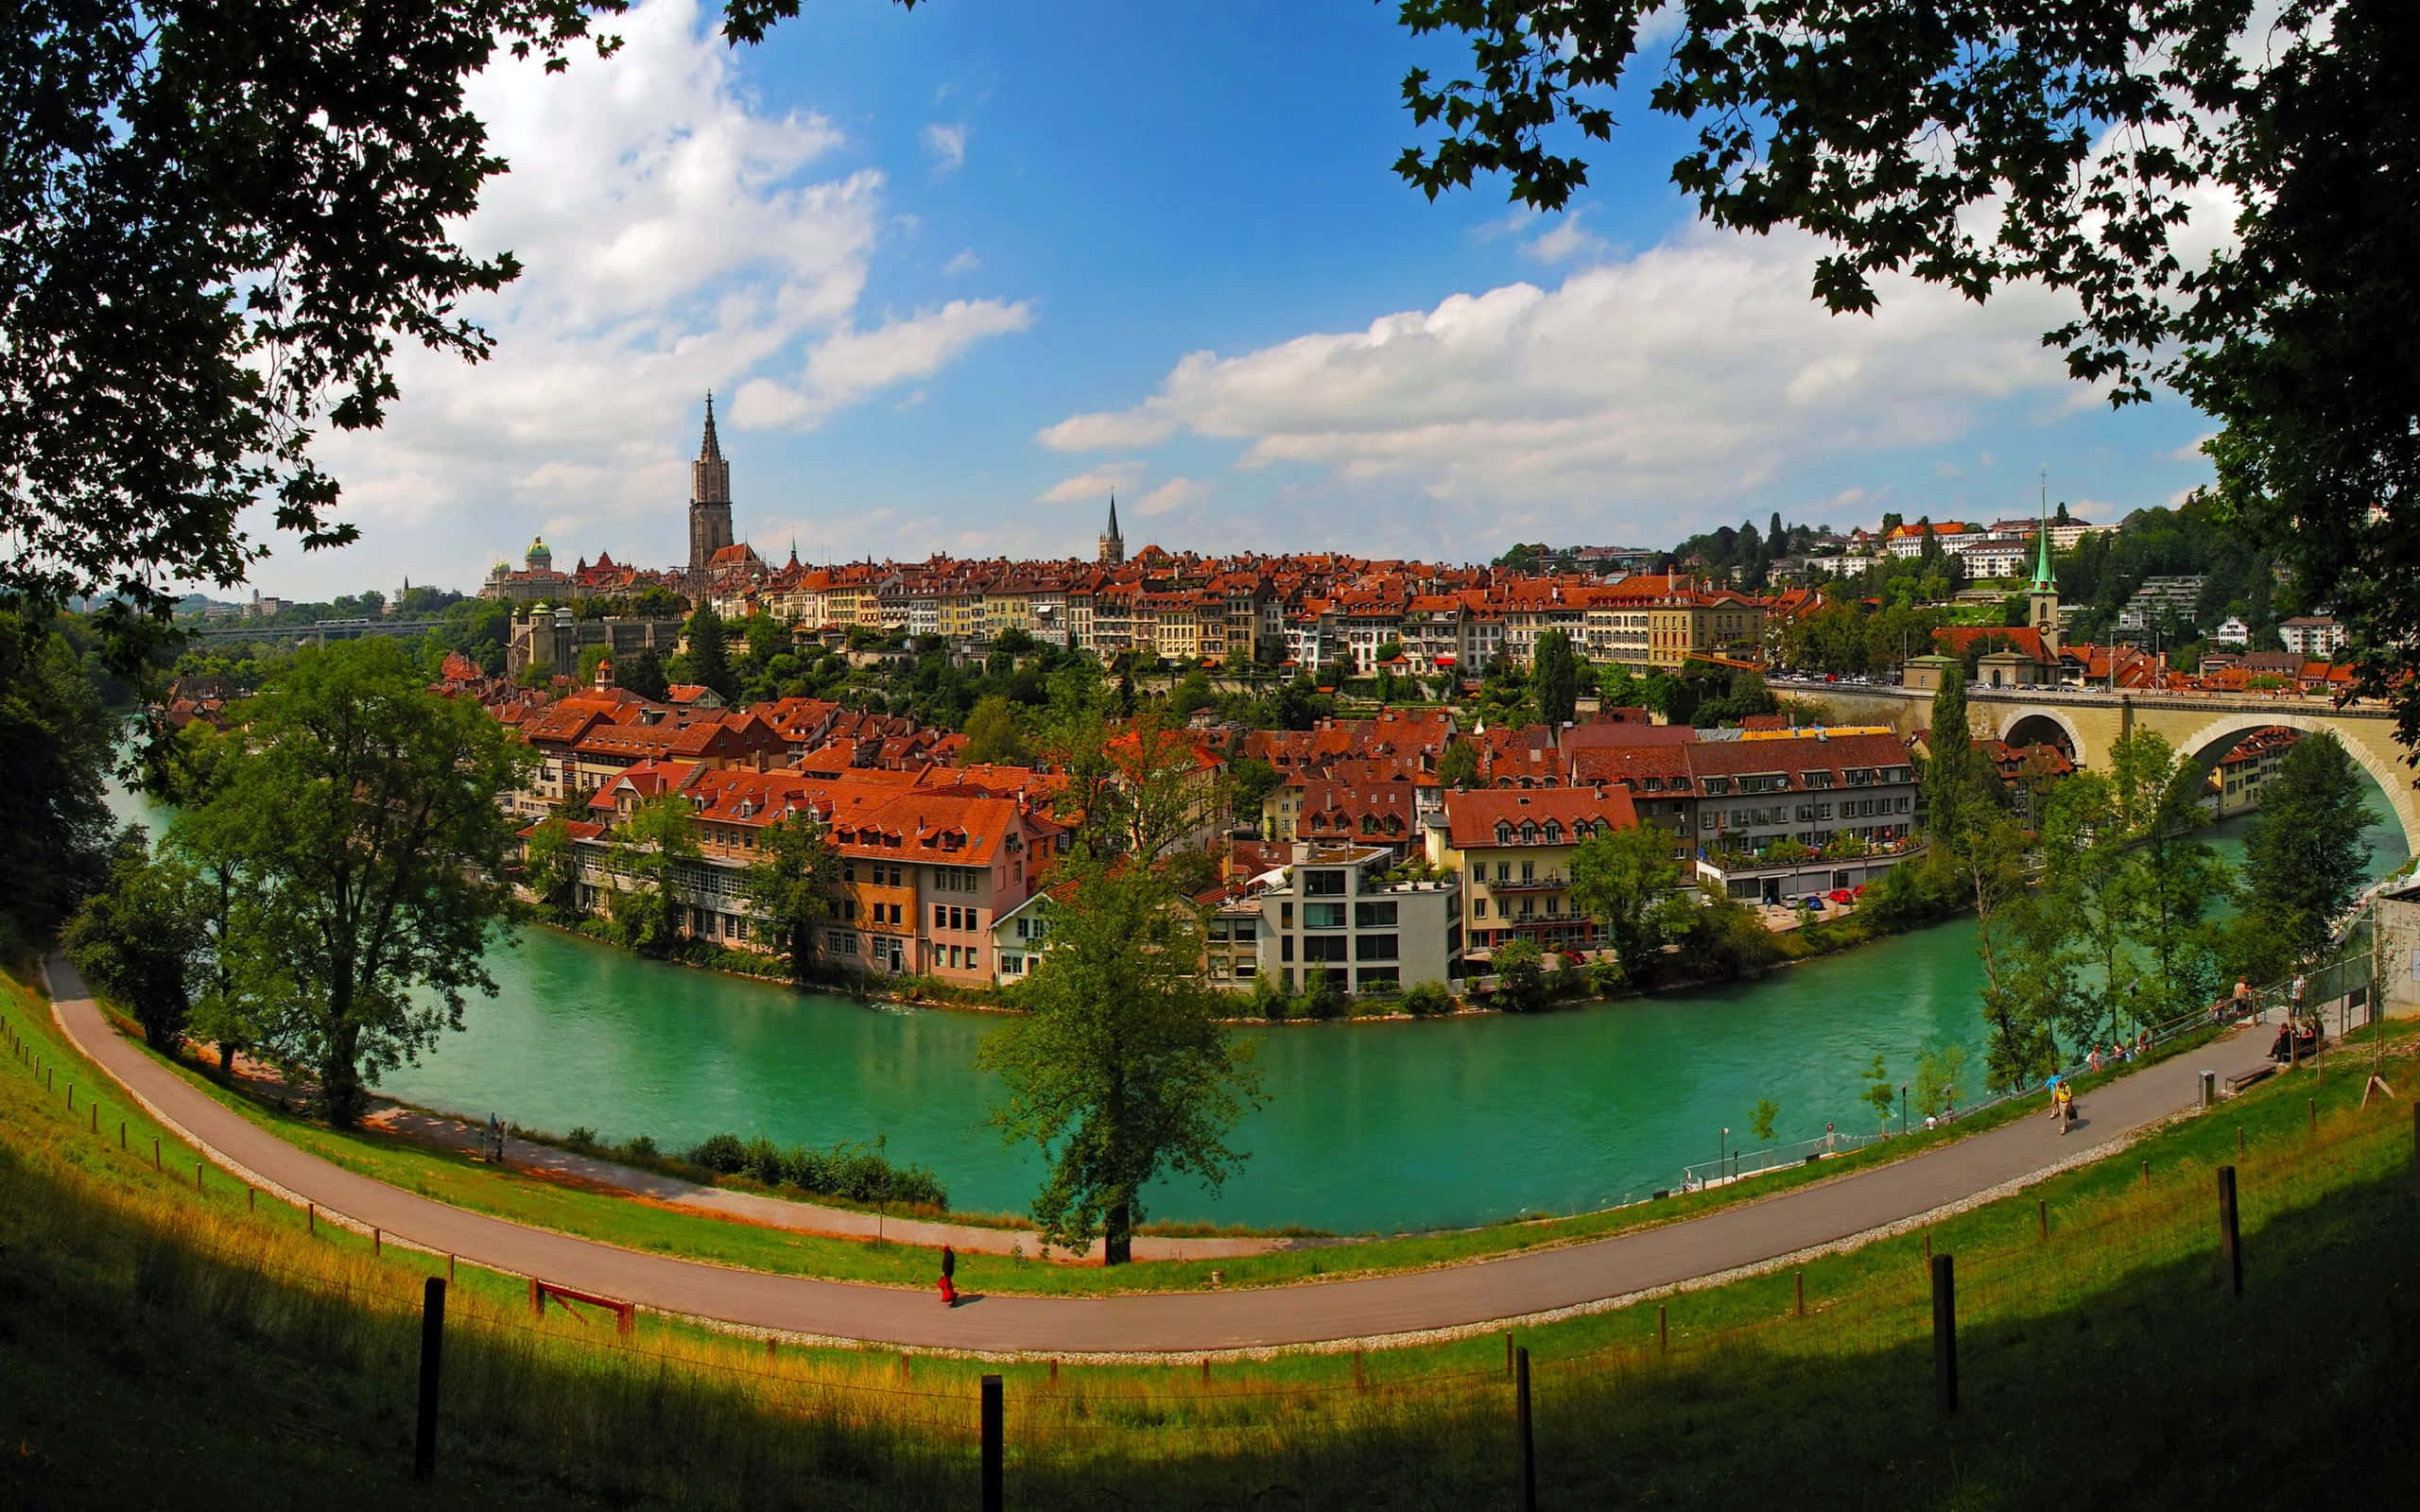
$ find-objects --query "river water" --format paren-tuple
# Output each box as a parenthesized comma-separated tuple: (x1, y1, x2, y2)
(103, 779, 2407, 1232)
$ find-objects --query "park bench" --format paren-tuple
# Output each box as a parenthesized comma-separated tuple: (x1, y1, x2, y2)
(2224, 1064, 2275, 1095)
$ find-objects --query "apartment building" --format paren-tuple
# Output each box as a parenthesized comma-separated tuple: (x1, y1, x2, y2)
(1426, 787, 1641, 956)
(1246, 844, 1460, 995)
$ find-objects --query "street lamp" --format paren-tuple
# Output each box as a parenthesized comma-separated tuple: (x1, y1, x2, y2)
(1900, 1084, 1910, 1137)
(1720, 1126, 1729, 1182)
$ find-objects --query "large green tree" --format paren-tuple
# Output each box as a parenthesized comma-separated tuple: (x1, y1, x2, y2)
(186, 638, 533, 1124)
(672, 608, 737, 703)
(1921, 665, 1991, 848)
(1390, 0, 2420, 747)
(977, 857, 1263, 1264)
(2239, 731, 2372, 967)
(740, 809, 840, 984)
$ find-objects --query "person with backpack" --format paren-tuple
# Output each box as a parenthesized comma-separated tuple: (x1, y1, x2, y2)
(939, 1244, 958, 1306)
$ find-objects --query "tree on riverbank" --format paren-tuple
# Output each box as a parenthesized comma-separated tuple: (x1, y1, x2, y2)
(977, 857, 1263, 1264)
(186, 639, 532, 1125)
(741, 811, 841, 984)
(2235, 732, 2372, 974)
(523, 816, 584, 922)
(62, 833, 205, 1049)
(1569, 824, 1691, 988)
(607, 794, 698, 958)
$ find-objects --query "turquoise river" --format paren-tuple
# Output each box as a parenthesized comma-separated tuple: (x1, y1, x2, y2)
(104, 780, 2408, 1233)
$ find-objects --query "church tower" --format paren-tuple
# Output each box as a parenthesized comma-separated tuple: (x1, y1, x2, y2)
(2028, 476, 2061, 662)
(1098, 493, 1125, 565)
(687, 393, 735, 588)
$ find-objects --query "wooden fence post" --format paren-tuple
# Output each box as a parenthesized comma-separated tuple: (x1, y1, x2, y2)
(1354, 1349, 1366, 1393)
(2037, 1198, 2048, 1241)
(1794, 1270, 1805, 1318)
(1657, 1304, 1668, 1355)
(1515, 1346, 1536, 1512)
(1930, 1254, 1957, 1415)
(980, 1373, 1004, 1512)
(1504, 1331, 1513, 1378)
(2217, 1165, 2242, 1296)
(414, 1278, 446, 1481)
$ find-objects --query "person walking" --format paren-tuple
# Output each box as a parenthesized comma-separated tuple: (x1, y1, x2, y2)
(2232, 977, 2255, 1022)
(2054, 1079, 2075, 1135)
(939, 1244, 958, 1307)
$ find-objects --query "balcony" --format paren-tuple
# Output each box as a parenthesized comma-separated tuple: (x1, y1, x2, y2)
(1486, 871, 1567, 893)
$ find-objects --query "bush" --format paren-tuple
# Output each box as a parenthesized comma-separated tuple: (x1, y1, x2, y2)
(1492, 940, 1547, 1011)
(1299, 967, 1345, 1021)
(742, 1137, 785, 1185)
(564, 1125, 598, 1147)
(1586, 954, 1628, 996)
(620, 1134, 657, 1160)
(1402, 981, 1454, 1017)
(1250, 971, 1292, 1022)
(686, 1130, 948, 1209)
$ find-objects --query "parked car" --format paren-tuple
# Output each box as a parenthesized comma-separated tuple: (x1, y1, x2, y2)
(1827, 888, 1856, 905)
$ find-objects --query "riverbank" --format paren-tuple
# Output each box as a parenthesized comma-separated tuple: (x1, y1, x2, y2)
(35, 955, 2288, 1299)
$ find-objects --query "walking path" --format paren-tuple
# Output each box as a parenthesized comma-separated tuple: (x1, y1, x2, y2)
(231, 1057, 1290, 1264)
(44, 957, 2278, 1355)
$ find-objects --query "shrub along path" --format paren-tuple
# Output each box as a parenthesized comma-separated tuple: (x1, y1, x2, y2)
(47, 954, 2290, 1355)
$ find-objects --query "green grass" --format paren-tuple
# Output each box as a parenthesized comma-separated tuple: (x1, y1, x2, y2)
(8, 962, 2420, 1507)
(62, 971, 2242, 1297)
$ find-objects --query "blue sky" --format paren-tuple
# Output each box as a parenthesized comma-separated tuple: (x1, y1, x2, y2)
(268, 0, 2219, 600)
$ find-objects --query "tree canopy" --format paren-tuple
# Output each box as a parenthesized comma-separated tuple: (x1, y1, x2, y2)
(977, 856, 1262, 1263)
(182, 637, 533, 1123)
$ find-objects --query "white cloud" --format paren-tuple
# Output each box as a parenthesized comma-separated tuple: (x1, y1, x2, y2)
(1038, 223, 2086, 538)
(1136, 477, 1207, 515)
(736, 298, 1034, 428)
(280, 0, 1029, 592)
(1037, 462, 1146, 505)
(1521, 211, 1608, 265)
(923, 122, 968, 172)
(2169, 431, 2218, 463)
(943, 249, 981, 276)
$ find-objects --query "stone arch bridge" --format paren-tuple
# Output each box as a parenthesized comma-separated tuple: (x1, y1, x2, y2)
(1772, 679, 2420, 855)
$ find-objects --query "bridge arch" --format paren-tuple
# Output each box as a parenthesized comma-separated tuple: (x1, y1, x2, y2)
(1994, 706, 2083, 762)
(2169, 711, 2420, 858)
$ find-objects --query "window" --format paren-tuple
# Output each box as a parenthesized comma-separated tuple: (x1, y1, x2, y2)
(1356, 934, 1398, 961)
(1356, 968, 1400, 991)
(1281, 936, 1294, 962)
(934, 904, 947, 930)
(1304, 869, 1346, 897)
(1495, 862, 1511, 882)
(1232, 920, 1257, 942)
(1207, 919, 1231, 942)
(1280, 902, 1294, 928)
(1521, 860, 1535, 883)
(1304, 902, 1347, 930)
(1474, 898, 1489, 919)
(1304, 936, 1349, 963)
(1354, 901, 1397, 928)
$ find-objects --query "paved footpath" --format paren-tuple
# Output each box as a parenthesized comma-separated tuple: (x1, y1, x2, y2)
(45, 957, 2277, 1356)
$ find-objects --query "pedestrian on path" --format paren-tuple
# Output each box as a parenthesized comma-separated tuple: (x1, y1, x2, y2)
(2232, 977, 2255, 1021)
(939, 1244, 958, 1306)
(2054, 1080, 2075, 1135)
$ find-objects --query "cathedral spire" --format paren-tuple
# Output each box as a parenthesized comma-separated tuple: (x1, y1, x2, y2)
(700, 390, 723, 462)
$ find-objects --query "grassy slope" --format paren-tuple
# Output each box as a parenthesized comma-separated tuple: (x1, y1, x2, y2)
(7, 962, 2420, 1508)
(101, 989, 2229, 1297)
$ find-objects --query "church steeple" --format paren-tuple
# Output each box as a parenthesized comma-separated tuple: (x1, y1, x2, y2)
(2029, 468, 2061, 662)
(687, 393, 735, 585)
(1098, 493, 1125, 565)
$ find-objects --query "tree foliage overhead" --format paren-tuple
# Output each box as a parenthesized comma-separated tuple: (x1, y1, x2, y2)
(0, 0, 636, 622)
(1391, 0, 2420, 745)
